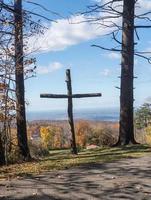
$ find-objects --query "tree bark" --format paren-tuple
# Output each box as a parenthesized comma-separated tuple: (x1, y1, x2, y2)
(0, 133, 5, 165)
(117, 0, 138, 145)
(14, 0, 31, 159)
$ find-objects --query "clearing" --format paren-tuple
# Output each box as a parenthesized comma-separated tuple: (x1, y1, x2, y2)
(0, 145, 151, 200)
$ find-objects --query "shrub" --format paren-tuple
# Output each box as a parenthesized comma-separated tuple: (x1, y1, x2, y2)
(75, 121, 92, 148)
(29, 141, 49, 158)
(145, 125, 151, 144)
(7, 146, 22, 164)
(88, 128, 116, 147)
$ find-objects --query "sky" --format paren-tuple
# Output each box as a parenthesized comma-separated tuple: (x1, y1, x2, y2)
(24, 0, 151, 112)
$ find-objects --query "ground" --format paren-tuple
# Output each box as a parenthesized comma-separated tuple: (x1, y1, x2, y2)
(0, 146, 151, 200)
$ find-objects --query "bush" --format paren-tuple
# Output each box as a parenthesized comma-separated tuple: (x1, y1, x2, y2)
(7, 146, 22, 164)
(145, 125, 151, 144)
(29, 141, 49, 158)
(7, 141, 50, 163)
(75, 121, 92, 148)
(88, 128, 116, 147)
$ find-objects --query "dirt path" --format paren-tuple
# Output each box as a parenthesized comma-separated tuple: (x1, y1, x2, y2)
(0, 155, 151, 200)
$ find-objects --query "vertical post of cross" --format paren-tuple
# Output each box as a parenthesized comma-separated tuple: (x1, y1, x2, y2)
(66, 69, 77, 154)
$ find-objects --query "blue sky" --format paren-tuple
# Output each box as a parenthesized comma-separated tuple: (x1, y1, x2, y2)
(24, 0, 151, 112)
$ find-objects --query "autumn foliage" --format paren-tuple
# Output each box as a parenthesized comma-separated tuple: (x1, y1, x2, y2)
(40, 126, 65, 149)
(75, 121, 92, 148)
(29, 121, 118, 151)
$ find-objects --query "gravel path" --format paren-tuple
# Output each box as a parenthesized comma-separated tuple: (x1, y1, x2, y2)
(0, 155, 151, 200)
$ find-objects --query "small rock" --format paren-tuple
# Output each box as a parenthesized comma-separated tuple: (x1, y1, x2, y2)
(135, 185, 143, 190)
(57, 175, 63, 179)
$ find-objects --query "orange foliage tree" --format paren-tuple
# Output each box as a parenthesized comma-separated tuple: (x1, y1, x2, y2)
(75, 121, 92, 148)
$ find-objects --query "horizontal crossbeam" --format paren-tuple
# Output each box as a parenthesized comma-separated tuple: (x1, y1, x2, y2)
(40, 93, 102, 99)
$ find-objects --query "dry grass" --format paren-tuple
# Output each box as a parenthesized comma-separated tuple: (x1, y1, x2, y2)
(0, 144, 151, 179)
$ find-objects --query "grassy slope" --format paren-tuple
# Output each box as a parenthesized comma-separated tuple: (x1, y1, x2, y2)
(0, 145, 151, 179)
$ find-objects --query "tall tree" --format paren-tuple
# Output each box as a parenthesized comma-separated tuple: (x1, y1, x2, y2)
(0, 0, 16, 165)
(81, 0, 151, 145)
(14, 0, 30, 159)
(117, 0, 136, 145)
(0, 0, 57, 163)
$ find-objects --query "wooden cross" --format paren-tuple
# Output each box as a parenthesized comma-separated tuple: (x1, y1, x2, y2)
(40, 69, 102, 154)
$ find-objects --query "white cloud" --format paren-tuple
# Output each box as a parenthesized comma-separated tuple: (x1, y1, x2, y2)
(94, 0, 151, 10)
(145, 96, 151, 103)
(138, 0, 151, 10)
(27, 15, 116, 54)
(37, 62, 63, 74)
(101, 68, 112, 76)
(93, 0, 151, 16)
(93, 0, 101, 2)
(27, 0, 151, 54)
(107, 52, 120, 60)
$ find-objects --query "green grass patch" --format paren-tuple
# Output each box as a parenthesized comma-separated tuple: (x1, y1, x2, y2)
(0, 144, 151, 179)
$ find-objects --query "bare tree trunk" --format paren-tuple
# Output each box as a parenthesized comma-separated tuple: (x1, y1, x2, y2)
(14, 0, 31, 159)
(0, 133, 5, 165)
(117, 0, 138, 145)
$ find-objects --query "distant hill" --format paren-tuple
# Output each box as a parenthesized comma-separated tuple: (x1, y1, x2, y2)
(27, 108, 119, 122)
